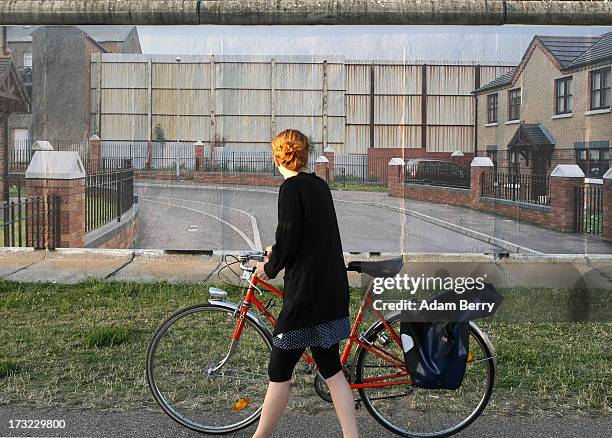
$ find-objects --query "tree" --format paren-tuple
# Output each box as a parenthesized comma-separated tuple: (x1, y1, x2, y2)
(153, 124, 167, 143)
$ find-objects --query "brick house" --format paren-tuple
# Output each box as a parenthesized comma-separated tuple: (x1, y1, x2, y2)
(5, 25, 141, 147)
(0, 26, 30, 201)
(474, 32, 612, 179)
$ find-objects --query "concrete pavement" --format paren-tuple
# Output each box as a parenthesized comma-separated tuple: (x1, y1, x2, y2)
(1, 249, 612, 291)
(0, 406, 609, 438)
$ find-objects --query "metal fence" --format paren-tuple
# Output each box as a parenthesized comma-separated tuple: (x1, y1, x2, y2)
(333, 154, 388, 185)
(574, 183, 603, 236)
(481, 172, 550, 206)
(1, 195, 61, 249)
(9, 139, 88, 172)
(199, 151, 280, 175)
(405, 161, 471, 189)
(86, 163, 135, 233)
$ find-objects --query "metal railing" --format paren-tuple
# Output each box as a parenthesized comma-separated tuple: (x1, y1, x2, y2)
(1, 195, 61, 249)
(199, 151, 279, 175)
(405, 162, 471, 189)
(9, 139, 88, 172)
(331, 155, 389, 188)
(574, 183, 603, 236)
(86, 162, 135, 233)
(481, 172, 550, 206)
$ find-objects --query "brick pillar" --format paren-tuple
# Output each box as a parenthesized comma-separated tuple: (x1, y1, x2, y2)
(88, 135, 101, 172)
(470, 157, 494, 208)
(549, 164, 585, 233)
(323, 147, 335, 183)
(25, 151, 86, 248)
(451, 150, 464, 164)
(602, 168, 612, 241)
(194, 140, 204, 171)
(387, 158, 405, 198)
(315, 155, 330, 183)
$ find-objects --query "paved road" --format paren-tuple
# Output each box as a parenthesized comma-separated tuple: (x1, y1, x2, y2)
(0, 406, 609, 438)
(135, 182, 612, 255)
(135, 184, 503, 254)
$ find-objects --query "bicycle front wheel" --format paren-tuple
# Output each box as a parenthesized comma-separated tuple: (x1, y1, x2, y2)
(146, 303, 272, 434)
(354, 314, 496, 438)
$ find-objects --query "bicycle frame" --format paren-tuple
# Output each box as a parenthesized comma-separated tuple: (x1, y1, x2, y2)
(233, 270, 412, 389)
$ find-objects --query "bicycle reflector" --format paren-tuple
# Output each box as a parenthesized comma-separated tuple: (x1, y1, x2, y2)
(467, 351, 474, 363)
(233, 398, 251, 411)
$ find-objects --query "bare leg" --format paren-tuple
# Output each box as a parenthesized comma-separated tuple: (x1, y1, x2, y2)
(326, 370, 359, 438)
(252, 381, 290, 438)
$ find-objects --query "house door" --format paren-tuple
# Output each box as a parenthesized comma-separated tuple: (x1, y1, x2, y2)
(531, 153, 548, 201)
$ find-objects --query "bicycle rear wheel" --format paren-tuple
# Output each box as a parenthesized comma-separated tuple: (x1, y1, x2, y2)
(146, 303, 272, 434)
(354, 314, 495, 438)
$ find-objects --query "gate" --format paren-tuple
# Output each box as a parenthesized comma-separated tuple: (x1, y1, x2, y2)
(1, 195, 61, 249)
(574, 184, 603, 236)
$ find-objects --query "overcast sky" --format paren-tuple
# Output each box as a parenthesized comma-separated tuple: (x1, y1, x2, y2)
(138, 25, 612, 64)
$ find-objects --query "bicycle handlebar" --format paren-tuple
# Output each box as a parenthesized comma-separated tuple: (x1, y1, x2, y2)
(238, 251, 267, 262)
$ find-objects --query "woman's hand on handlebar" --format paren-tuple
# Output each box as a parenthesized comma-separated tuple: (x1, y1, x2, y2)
(265, 245, 273, 261)
(255, 262, 269, 280)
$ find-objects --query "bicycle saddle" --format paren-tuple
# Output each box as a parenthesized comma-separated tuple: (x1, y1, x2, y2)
(346, 257, 403, 278)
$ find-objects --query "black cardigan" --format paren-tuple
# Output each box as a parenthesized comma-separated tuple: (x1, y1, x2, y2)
(264, 172, 350, 335)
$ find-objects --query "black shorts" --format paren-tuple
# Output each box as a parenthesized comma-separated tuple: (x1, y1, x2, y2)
(268, 343, 342, 382)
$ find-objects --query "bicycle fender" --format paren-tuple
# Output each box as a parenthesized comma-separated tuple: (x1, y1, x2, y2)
(207, 299, 274, 343)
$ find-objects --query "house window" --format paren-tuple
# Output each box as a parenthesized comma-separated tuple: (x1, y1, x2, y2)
(486, 94, 498, 124)
(555, 76, 573, 115)
(576, 148, 610, 178)
(590, 67, 610, 110)
(508, 88, 521, 121)
(23, 52, 32, 68)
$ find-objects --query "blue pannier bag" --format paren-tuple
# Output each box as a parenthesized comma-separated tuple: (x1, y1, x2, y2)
(400, 321, 470, 390)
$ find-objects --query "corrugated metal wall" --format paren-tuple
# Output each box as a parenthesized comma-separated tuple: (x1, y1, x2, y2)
(91, 54, 513, 154)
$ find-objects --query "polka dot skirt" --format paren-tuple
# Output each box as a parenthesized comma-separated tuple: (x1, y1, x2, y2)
(273, 317, 351, 350)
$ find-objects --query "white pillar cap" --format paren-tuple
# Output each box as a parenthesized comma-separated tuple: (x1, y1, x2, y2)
(89, 134, 101, 141)
(550, 164, 585, 178)
(194, 140, 204, 146)
(26, 151, 85, 180)
(603, 168, 612, 180)
(323, 146, 335, 153)
(32, 140, 53, 151)
(315, 155, 329, 163)
(388, 157, 405, 166)
(470, 157, 494, 167)
(451, 150, 465, 157)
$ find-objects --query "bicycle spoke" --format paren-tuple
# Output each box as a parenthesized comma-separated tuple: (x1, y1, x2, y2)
(355, 317, 495, 437)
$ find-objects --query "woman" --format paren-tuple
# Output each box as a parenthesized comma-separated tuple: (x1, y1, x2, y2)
(253, 129, 359, 438)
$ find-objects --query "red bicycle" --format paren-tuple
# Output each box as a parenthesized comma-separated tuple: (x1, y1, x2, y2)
(146, 251, 496, 437)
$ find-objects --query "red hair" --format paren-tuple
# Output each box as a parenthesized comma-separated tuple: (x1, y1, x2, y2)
(271, 129, 309, 171)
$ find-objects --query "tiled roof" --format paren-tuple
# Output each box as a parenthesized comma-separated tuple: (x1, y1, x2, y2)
(537, 35, 602, 68)
(475, 32, 612, 94)
(475, 68, 516, 93)
(523, 123, 556, 147)
(566, 32, 612, 68)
